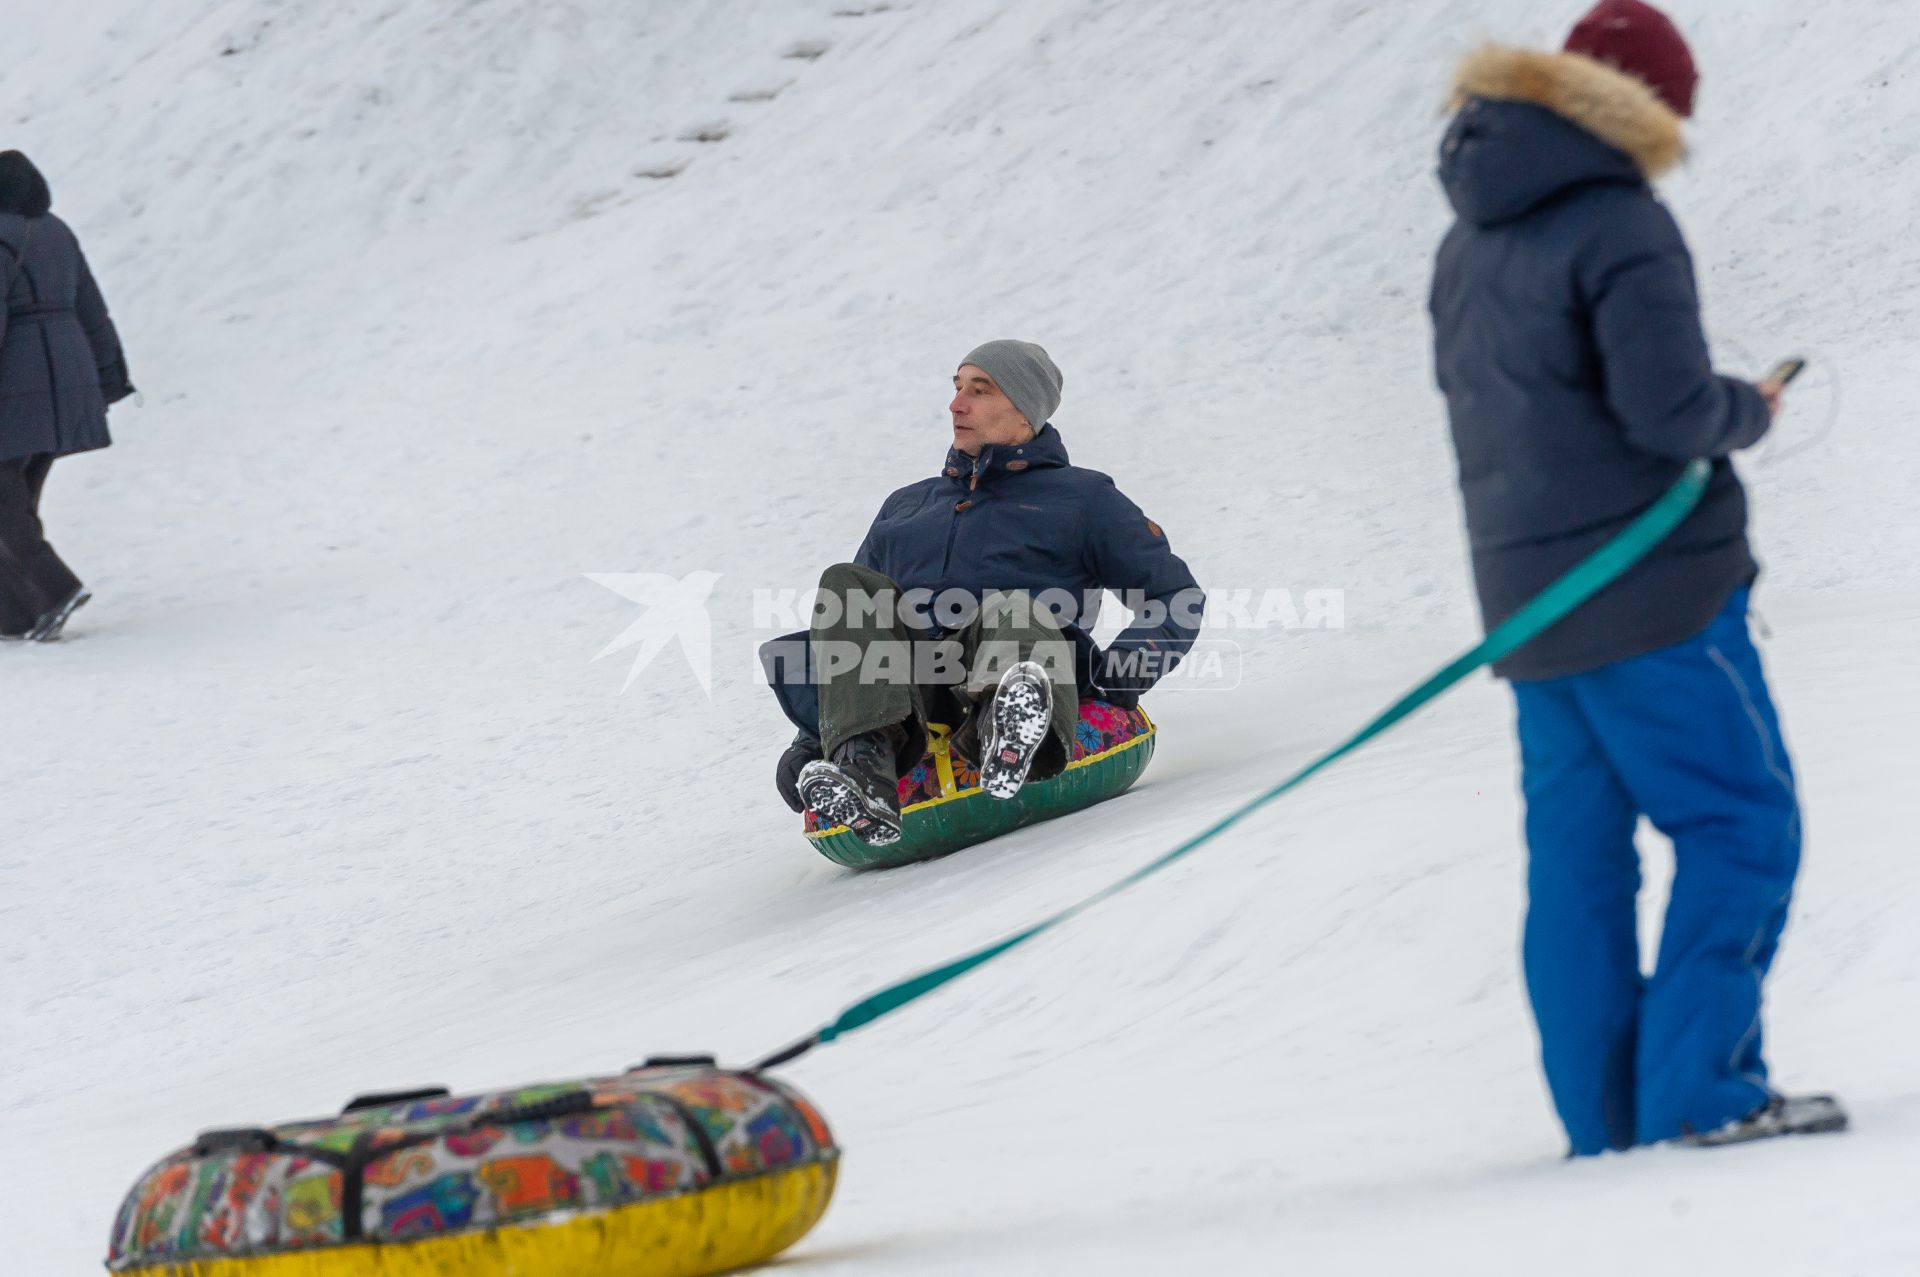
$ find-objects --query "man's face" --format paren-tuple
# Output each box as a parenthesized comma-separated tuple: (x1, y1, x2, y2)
(950, 365, 1033, 457)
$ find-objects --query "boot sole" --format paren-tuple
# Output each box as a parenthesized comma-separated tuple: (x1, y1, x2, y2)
(979, 662, 1053, 801)
(798, 761, 902, 847)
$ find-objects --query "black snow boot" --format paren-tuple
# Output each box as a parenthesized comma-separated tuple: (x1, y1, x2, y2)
(28, 586, 90, 642)
(1678, 1093, 1849, 1148)
(798, 728, 903, 846)
(978, 660, 1053, 801)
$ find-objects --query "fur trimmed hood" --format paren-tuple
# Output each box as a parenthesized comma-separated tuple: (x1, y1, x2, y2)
(1448, 44, 1684, 179)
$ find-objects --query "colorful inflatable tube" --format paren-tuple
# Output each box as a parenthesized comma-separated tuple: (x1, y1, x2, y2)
(804, 701, 1156, 869)
(107, 1061, 837, 1277)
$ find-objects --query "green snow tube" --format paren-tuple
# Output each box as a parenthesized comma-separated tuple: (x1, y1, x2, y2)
(802, 702, 1156, 870)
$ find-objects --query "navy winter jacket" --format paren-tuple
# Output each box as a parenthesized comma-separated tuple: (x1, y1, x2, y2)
(1430, 47, 1771, 680)
(0, 154, 132, 463)
(854, 424, 1203, 695)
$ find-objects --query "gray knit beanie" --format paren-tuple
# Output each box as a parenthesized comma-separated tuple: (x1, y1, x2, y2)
(958, 339, 1063, 431)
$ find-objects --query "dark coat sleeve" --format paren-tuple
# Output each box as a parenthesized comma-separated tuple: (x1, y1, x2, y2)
(1581, 199, 1768, 460)
(1082, 480, 1203, 697)
(73, 243, 132, 403)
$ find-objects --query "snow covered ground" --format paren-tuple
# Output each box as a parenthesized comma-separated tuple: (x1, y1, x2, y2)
(4, 1, 1917, 1273)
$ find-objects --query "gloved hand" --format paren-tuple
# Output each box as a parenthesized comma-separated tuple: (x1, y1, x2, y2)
(776, 732, 823, 812)
(1091, 643, 1161, 708)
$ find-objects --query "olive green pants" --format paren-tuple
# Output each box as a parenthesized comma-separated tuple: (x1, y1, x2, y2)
(811, 561, 1079, 780)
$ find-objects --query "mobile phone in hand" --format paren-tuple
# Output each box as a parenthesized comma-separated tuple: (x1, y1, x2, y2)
(1765, 356, 1807, 386)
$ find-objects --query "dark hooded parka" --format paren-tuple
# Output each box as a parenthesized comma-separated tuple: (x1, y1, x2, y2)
(0, 151, 133, 462)
(1430, 47, 1771, 680)
(762, 424, 1203, 738)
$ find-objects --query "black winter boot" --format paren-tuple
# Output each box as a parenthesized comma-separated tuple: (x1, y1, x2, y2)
(28, 586, 90, 642)
(798, 728, 904, 846)
(1678, 1093, 1849, 1147)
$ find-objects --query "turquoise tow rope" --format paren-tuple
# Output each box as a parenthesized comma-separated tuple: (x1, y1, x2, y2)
(753, 460, 1711, 1071)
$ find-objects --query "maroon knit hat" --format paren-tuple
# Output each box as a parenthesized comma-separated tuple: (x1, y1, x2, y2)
(1564, 0, 1699, 117)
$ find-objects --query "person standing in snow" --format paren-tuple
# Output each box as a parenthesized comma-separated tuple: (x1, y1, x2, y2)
(762, 341, 1202, 847)
(1429, 1, 1842, 1153)
(0, 151, 132, 641)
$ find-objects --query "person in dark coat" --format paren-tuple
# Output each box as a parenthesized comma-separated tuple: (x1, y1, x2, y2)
(763, 340, 1202, 845)
(0, 150, 133, 641)
(1430, 0, 1841, 1154)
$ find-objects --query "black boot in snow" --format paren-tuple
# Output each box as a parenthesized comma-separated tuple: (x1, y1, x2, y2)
(1678, 1094, 1849, 1148)
(798, 729, 903, 847)
(28, 586, 90, 642)
(978, 660, 1053, 801)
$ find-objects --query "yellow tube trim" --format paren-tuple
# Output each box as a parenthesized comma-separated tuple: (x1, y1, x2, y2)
(927, 722, 958, 797)
(119, 1160, 838, 1277)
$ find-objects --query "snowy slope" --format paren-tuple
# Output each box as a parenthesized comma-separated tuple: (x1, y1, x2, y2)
(4, 1, 1918, 1273)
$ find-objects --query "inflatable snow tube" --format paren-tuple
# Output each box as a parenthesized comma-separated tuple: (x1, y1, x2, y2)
(804, 701, 1155, 869)
(106, 1060, 837, 1277)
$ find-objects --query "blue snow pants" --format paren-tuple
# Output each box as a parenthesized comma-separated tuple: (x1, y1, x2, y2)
(1511, 588, 1800, 1155)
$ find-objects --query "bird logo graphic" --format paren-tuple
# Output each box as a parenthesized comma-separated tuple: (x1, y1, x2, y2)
(586, 571, 722, 695)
